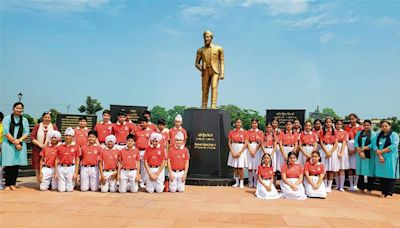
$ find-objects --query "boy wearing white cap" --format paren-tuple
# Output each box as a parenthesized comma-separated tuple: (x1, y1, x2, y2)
(144, 132, 166, 193)
(55, 127, 80, 192)
(169, 114, 187, 148)
(39, 130, 61, 191)
(99, 135, 119, 193)
(118, 134, 140, 193)
(168, 132, 190, 192)
(79, 130, 102, 192)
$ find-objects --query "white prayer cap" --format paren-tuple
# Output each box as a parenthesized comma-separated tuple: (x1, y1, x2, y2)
(150, 132, 162, 142)
(175, 114, 183, 121)
(175, 132, 184, 140)
(105, 135, 116, 144)
(48, 130, 61, 140)
(64, 127, 75, 136)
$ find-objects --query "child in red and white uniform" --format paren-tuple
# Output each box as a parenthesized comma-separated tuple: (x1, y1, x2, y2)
(74, 116, 89, 148)
(112, 111, 131, 150)
(143, 110, 158, 131)
(39, 130, 61, 191)
(94, 110, 113, 147)
(313, 119, 323, 151)
(99, 135, 119, 193)
(135, 117, 154, 188)
(169, 114, 187, 148)
(118, 134, 140, 193)
(278, 121, 299, 172)
(293, 119, 302, 134)
(335, 120, 349, 192)
(344, 113, 363, 191)
(280, 152, 307, 200)
(79, 130, 102, 192)
(298, 121, 318, 166)
(319, 117, 339, 192)
(255, 153, 280, 200)
(125, 111, 137, 135)
(227, 118, 248, 188)
(157, 119, 170, 151)
(304, 151, 327, 198)
(55, 128, 80, 192)
(144, 133, 167, 193)
(247, 118, 264, 188)
(168, 132, 190, 192)
(261, 123, 277, 172)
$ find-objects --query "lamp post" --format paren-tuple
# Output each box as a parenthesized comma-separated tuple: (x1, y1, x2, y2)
(18, 92, 23, 102)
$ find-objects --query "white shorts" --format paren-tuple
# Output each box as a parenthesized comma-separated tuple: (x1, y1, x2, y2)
(40, 166, 57, 191)
(80, 166, 99, 192)
(320, 145, 339, 172)
(227, 143, 247, 168)
(298, 146, 314, 166)
(146, 167, 165, 193)
(255, 179, 280, 200)
(119, 169, 138, 193)
(57, 165, 76, 192)
(304, 175, 327, 198)
(246, 143, 261, 170)
(348, 140, 357, 169)
(337, 143, 350, 170)
(169, 170, 186, 192)
(100, 170, 118, 193)
(276, 146, 294, 172)
(280, 178, 307, 200)
(261, 147, 276, 172)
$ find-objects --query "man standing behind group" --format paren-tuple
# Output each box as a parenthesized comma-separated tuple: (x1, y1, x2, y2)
(195, 30, 224, 109)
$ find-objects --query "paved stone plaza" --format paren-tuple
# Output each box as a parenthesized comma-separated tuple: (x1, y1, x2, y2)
(0, 177, 399, 227)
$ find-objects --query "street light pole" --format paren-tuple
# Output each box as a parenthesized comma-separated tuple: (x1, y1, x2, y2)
(18, 92, 23, 102)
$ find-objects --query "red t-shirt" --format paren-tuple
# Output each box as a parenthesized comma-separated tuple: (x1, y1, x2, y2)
(279, 131, 299, 145)
(74, 127, 89, 147)
(112, 122, 131, 144)
(319, 129, 337, 144)
(248, 129, 264, 143)
(228, 129, 249, 143)
(148, 123, 157, 131)
(281, 163, 303, 178)
(336, 130, 349, 143)
(56, 143, 80, 165)
(299, 131, 318, 146)
(168, 146, 190, 170)
(157, 130, 170, 149)
(119, 147, 140, 169)
(94, 121, 113, 143)
(304, 161, 324, 175)
(169, 127, 188, 147)
(144, 145, 166, 167)
(263, 132, 275, 148)
(135, 128, 153, 150)
(40, 144, 58, 167)
(100, 148, 119, 170)
(257, 165, 274, 179)
(345, 124, 363, 140)
(80, 144, 102, 166)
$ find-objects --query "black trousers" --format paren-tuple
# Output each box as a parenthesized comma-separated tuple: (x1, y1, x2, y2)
(5, 166, 19, 186)
(358, 175, 375, 191)
(380, 178, 395, 196)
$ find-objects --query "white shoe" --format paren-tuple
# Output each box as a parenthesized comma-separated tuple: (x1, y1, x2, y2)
(353, 186, 359, 191)
(232, 182, 239, 188)
(239, 182, 244, 189)
(139, 182, 146, 189)
(326, 188, 332, 193)
(339, 189, 345, 192)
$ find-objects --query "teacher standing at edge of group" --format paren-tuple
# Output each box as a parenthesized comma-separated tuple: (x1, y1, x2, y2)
(1, 102, 30, 191)
(195, 30, 224, 109)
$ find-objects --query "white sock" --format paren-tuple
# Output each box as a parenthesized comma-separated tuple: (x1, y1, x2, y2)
(324, 179, 328, 187)
(349, 176, 354, 188)
(235, 177, 239, 185)
(328, 180, 333, 189)
(248, 171, 253, 186)
(239, 179, 244, 188)
(334, 176, 340, 189)
(339, 175, 345, 190)
(353, 175, 359, 187)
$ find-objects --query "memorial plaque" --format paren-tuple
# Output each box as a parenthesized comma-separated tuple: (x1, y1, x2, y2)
(56, 114, 97, 136)
(184, 109, 231, 178)
(266, 109, 305, 129)
(110, 105, 147, 124)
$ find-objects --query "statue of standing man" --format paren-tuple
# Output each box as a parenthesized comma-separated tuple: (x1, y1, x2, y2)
(195, 31, 224, 109)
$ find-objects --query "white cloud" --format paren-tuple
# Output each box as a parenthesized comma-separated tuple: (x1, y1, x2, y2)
(242, 0, 309, 15)
(319, 32, 334, 43)
(181, 6, 217, 21)
(1, 0, 110, 13)
(376, 16, 399, 26)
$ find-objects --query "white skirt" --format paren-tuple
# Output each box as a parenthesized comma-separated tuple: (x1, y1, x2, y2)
(304, 176, 327, 198)
(247, 143, 261, 170)
(255, 179, 280, 200)
(280, 178, 307, 200)
(337, 142, 350, 170)
(298, 146, 314, 166)
(320, 144, 339, 172)
(261, 147, 277, 172)
(348, 140, 357, 169)
(227, 143, 247, 168)
(276, 146, 294, 172)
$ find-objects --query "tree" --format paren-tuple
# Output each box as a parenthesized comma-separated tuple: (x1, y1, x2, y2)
(321, 108, 341, 120)
(78, 96, 103, 115)
(220, 105, 265, 130)
(23, 114, 35, 125)
(49, 108, 60, 123)
(150, 106, 168, 124)
(167, 105, 186, 128)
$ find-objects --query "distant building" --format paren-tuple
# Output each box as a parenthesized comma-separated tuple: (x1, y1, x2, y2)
(308, 106, 328, 121)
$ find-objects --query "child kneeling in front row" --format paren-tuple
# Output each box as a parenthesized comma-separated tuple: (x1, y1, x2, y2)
(168, 132, 189, 192)
(255, 153, 280, 199)
(99, 135, 119, 193)
(144, 133, 166, 193)
(39, 130, 61, 191)
(118, 134, 141, 193)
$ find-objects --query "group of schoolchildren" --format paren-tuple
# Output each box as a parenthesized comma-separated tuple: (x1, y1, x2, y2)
(38, 110, 190, 193)
(227, 114, 399, 200)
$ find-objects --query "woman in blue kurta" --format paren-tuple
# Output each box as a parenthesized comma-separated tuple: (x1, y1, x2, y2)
(1, 102, 29, 191)
(354, 120, 376, 192)
(374, 120, 399, 198)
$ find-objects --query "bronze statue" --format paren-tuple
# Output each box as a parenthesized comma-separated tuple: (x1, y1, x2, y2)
(195, 31, 224, 109)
